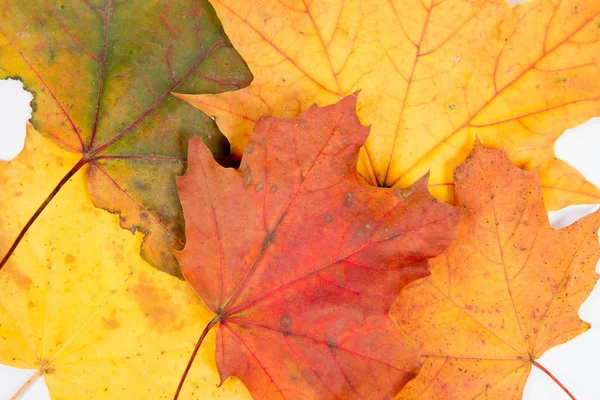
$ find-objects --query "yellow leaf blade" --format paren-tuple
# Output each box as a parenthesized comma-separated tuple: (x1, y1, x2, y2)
(0, 128, 251, 399)
(180, 0, 600, 208)
(541, 158, 600, 211)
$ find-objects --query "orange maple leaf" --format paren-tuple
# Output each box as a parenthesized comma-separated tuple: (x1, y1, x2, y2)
(174, 96, 461, 399)
(176, 0, 600, 210)
(392, 143, 600, 399)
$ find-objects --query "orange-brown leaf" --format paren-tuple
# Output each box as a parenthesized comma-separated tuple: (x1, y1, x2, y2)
(176, 96, 461, 399)
(393, 143, 600, 399)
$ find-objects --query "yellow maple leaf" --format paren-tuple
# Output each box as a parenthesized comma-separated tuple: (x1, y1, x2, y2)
(0, 126, 250, 399)
(176, 0, 600, 209)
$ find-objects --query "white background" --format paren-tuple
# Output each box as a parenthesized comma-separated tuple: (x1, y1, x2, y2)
(0, 77, 599, 399)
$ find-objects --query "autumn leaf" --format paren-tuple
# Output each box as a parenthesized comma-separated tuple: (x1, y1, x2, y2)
(174, 96, 461, 399)
(0, 126, 252, 399)
(0, 0, 252, 276)
(392, 143, 600, 399)
(177, 0, 600, 210)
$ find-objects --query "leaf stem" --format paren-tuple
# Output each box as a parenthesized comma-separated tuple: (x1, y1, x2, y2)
(0, 157, 87, 271)
(532, 359, 576, 400)
(173, 315, 221, 400)
(11, 368, 43, 400)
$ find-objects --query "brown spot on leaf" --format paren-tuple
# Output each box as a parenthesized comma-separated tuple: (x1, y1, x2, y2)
(345, 191, 353, 204)
(133, 180, 150, 192)
(102, 310, 120, 330)
(280, 315, 292, 330)
(242, 165, 253, 188)
(132, 273, 180, 332)
(64, 254, 76, 264)
(10, 268, 32, 290)
(395, 186, 414, 200)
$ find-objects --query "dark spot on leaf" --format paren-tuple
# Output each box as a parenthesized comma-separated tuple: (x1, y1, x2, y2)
(395, 187, 414, 199)
(280, 315, 292, 330)
(133, 180, 150, 192)
(242, 165, 253, 188)
(262, 232, 275, 249)
(345, 191, 353, 204)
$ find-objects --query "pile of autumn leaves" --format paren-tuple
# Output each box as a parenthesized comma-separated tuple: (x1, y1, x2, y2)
(1, 0, 600, 399)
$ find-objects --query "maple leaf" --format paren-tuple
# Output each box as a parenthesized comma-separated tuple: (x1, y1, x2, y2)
(0, 127, 252, 399)
(0, 0, 252, 276)
(174, 96, 461, 399)
(176, 0, 600, 210)
(392, 143, 600, 399)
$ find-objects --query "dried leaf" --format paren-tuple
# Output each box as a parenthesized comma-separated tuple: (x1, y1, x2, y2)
(0, 0, 252, 276)
(175, 96, 461, 399)
(0, 127, 251, 399)
(178, 0, 600, 209)
(393, 143, 600, 399)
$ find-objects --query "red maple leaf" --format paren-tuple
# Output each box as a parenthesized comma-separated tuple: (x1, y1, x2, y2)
(175, 96, 461, 399)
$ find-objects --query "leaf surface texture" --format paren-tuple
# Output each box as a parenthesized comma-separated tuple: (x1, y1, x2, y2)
(393, 143, 600, 399)
(177, 96, 461, 399)
(178, 0, 600, 209)
(0, 128, 251, 399)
